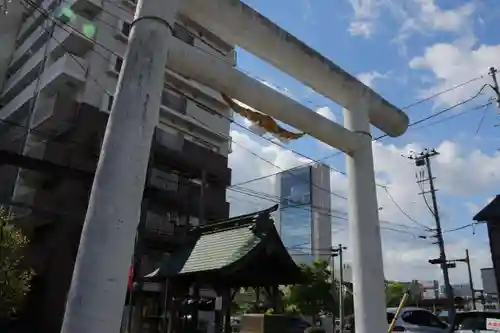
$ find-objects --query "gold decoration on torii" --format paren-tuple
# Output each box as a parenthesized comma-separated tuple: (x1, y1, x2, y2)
(221, 94, 305, 141)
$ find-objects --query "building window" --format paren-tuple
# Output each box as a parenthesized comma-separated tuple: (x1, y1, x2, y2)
(173, 23, 194, 45)
(114, 57, 123, 73)
(149, 169, 178, 192)
(161, 90, 187, 114)
(193, 136, 219, 153)
(145, 210, 178, 234)
(120, 21, 131, 37)
(107, 95, 114, 111)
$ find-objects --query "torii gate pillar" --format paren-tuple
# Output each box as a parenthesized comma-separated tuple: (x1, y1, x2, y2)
(344, 105, 387, 333)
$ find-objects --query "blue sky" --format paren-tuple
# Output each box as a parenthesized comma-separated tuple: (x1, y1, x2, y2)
(227, 0, 500, 283)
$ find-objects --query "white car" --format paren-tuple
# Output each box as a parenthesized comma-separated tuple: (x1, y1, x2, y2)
(387, 307, 449, 333)
(453, 310, 500, 333)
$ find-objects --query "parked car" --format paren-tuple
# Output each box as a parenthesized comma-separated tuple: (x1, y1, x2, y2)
(387, 307, 449, 333)
(453, 310, 500, 333)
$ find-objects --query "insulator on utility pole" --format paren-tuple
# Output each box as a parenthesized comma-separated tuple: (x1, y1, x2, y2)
(489, 67, 500, 110)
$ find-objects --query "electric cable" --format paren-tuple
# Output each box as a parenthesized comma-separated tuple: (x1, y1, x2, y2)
(382, 187, 433, 231)
(11, 0, 482, 237)
(232, 87, 491, 187)
(21, 0, 350, 202)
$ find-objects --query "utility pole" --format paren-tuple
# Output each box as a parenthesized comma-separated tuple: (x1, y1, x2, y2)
(331, 250, 337, 333)
(60, 0, 180, 332)
(333, 244, 347, 333)
(409, 149, 455, 323)
(446, 249, 476, 310)
(465, 249, 476, 310)
(489, 67, 500, 109)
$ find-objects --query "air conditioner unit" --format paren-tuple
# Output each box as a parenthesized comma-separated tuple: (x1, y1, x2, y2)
(107, 55, 123, 76)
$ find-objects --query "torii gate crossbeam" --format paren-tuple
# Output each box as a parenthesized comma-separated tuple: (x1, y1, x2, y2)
(179, 0, 409, 138)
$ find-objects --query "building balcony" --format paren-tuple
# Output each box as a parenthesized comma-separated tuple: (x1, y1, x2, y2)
(140, 210, 192, 251)
(10, 27, 50, 75)
(165, 68, 231, 117)
(0, 53, 87, 120)
(144, 169, 229, 220)
(151, 128, 232, 187)
(30, 93, 80, 137)
(17, 0, 102, 46)
(17, 0, 55, 44)
(159, 99, 230, 152)
(17, 140, 48, 187)
(3, 15, 94, 102)
(11, 181, 37, 208)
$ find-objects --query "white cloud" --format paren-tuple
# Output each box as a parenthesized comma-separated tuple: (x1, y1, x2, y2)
(409, 43, 500, 107)
(348, 21, 374, 38)
(228, 129, 496, 282)
(316, 106, 336, 122)
(347, 0, 380, 37)
(357, 71, 387, 88)
(315, 106, 338, 150)
(346, 0, 476, 48)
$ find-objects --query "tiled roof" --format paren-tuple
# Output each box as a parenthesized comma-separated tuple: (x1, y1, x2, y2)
(145, 205, 304, 285)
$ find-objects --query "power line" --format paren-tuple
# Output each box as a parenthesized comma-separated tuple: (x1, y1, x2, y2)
(401, 76, 484, 110)
(232, 83, 491, 187)
(374, 84, 489, 141)
(12, 0, 485, 239)
(382, 187, 433, 231)
(29, 0, 492, 207)
(442, 223, 476, 234)
(22, 0, 351, 202)
(409, 101, 493, 132)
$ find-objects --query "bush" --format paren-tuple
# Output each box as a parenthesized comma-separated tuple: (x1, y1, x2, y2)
(0, 209, 35, 321)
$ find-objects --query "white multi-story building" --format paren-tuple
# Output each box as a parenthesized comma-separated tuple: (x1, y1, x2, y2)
(0, 1, 234, 332)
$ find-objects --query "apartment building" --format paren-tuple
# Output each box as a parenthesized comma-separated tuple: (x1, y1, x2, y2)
(0, 0, 234, 332)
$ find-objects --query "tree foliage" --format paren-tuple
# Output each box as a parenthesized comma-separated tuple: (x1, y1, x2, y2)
(385, 281, 422, 307)
(385, 281, 407, 307)
(231, 261, 356, 319)
(282, 260, 336, 319)
(0, 209, 34, 321)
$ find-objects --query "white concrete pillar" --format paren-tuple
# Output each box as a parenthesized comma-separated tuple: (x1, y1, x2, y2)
(59, 0, 179, 332)
(343, 106, 387, 333)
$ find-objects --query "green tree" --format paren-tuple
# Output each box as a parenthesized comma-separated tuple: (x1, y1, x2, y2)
(385, 281, 408, 307)
(283, 260, 336, 321)
(0, 209, 34, 322)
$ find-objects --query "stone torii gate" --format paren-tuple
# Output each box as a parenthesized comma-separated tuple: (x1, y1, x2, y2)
(60, 0, 410, 333)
